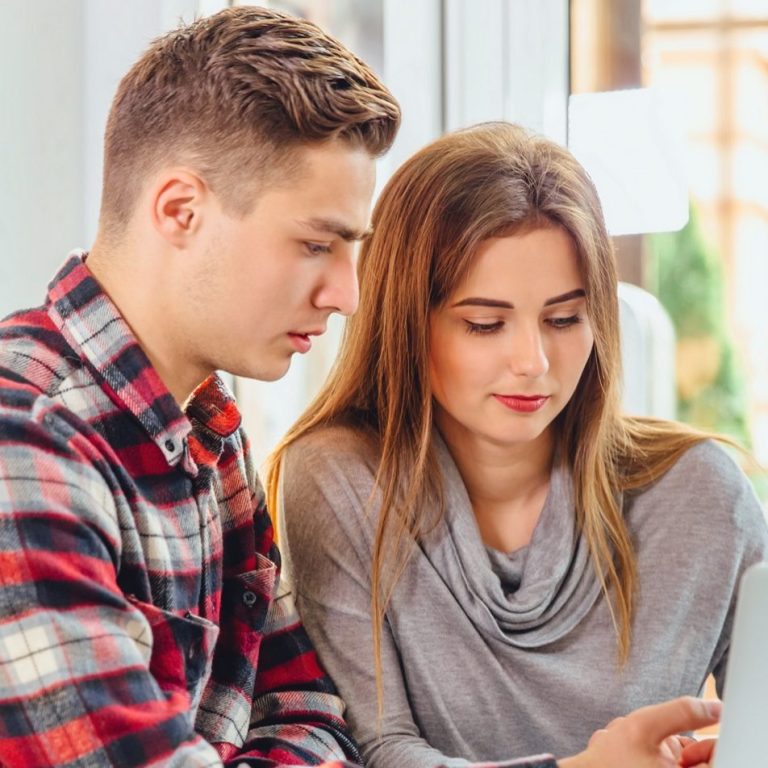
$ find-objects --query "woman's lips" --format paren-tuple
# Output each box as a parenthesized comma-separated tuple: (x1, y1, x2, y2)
(493, 394, 550, 413)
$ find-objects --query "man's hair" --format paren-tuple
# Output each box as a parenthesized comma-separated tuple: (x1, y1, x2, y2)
(100, 5, 400, 237)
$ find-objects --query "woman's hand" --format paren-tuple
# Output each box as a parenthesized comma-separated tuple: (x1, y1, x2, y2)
(558, 697, 721, 768)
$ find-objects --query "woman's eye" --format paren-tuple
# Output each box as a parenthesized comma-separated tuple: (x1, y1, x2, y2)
(547, 315, 582, 330)
(305, 242, 332, 256)
(464, 320, 504, 335)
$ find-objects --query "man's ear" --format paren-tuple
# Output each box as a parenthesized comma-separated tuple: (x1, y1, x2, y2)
(150, 169, 210, 247)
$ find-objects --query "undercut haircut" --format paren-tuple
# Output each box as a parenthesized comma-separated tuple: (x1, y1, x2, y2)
(99, 5, 400, 238)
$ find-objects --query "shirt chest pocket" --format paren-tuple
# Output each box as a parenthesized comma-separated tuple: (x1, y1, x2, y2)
(196, 557, 278, 749)
(210, 556, 276, 690)
(127, 596, 220, 718)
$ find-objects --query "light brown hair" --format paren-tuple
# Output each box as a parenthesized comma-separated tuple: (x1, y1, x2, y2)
(99, 5, 400, 238)
(268, 121, 718, 709)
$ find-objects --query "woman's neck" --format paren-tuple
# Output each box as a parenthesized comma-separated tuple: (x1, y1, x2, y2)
(436, 412, 555, 553)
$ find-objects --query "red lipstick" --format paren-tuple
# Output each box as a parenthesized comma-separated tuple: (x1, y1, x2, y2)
(493, 394, 550, 413)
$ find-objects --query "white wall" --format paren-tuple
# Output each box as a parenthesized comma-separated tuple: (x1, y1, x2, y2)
(0, 1, 84, 316)
(82, 0, 200, 243)
(0, 0, 199, 318)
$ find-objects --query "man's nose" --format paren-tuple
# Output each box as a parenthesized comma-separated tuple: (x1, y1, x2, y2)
(314, 252, 359, 316)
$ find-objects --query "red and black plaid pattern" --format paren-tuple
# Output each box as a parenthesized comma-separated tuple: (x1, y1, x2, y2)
(0, 253, 361, 767)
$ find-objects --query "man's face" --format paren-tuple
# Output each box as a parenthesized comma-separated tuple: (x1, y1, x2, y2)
(185, 140, 376, 382)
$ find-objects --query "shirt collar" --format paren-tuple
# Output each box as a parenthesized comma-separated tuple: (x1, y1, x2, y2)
(186, 375, 243, 469)
(46, 251, 241, 471)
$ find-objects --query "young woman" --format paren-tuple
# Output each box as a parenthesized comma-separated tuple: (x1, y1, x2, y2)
(267, 122, 767, 768)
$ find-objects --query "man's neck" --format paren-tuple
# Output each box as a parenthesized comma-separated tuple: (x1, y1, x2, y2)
(86, 239, 208, 406)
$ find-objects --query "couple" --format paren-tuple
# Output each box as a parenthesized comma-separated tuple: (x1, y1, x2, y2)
(0, 6, 764, 768)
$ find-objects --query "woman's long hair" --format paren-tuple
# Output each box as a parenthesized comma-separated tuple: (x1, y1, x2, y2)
(268, 122, 715, 708)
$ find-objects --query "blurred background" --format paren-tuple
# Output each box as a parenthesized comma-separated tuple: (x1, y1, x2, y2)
(1, 0, 765, 502)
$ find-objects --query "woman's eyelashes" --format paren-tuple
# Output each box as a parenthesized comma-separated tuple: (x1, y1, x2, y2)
(464, 320, 504, 335)
(546, 314, 583, 330)
(462, 314, 583, 335)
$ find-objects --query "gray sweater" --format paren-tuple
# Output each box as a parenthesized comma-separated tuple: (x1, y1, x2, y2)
(280, 426, 768, 768)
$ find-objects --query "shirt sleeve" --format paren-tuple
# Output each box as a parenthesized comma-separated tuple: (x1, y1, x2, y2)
(221, 451, 364, 767)
(230, 581, 363, 765)
(279, 434, 557, 768)
(0, 411, 223, 767)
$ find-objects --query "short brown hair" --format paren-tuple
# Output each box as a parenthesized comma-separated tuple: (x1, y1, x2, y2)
(100, 5, 400, 236)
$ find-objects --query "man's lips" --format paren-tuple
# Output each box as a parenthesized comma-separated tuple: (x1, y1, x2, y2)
(287, 329, 324, 354)
(493, 394, 550, 413)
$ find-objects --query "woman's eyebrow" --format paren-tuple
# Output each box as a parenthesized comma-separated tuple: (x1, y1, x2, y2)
(543, 288, 586, 306)
(451, 289, 585, 309)
(451, 297, 514, 309)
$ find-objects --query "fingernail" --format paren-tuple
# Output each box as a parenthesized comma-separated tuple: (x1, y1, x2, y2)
(704, 700, 722, 719)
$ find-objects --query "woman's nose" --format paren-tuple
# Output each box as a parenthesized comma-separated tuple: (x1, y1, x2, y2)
(508, 326, 549, 378)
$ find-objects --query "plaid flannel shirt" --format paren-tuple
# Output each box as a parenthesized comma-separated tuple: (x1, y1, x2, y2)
(0, 253, 361, 767)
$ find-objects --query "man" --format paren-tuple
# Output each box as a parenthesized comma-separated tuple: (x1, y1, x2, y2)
(0, 6, 398, 766)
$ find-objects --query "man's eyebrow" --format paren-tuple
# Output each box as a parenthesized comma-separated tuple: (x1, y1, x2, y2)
(451, 289, 586, 309)
(299, 217, 373, 242)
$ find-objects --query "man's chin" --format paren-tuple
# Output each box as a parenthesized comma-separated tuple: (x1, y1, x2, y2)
(226, 356, 292, 383)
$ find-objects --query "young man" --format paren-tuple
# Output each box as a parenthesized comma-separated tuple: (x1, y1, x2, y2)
(0, 6, 398, 766)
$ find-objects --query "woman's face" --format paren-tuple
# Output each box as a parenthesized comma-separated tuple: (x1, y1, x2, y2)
(428, 225, 595, 453)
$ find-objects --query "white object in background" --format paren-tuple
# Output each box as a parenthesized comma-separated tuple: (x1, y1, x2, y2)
(568, 88, 689, 236)
(715, 562, 768, 768)
(618, 282, 676, 419)
(443, 0, 569, 145)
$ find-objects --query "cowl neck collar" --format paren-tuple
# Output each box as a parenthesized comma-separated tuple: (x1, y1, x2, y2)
(421, 433, 604, 647)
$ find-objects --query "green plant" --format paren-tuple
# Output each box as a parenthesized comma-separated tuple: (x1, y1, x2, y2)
(646, 205, 751, 446)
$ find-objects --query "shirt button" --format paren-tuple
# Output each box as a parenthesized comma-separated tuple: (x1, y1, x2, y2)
(242, 590, 258, 608)
(164, 439, 175, 452)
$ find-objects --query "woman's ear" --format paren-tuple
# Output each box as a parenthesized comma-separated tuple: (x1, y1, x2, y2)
(150, 169, 209, 248)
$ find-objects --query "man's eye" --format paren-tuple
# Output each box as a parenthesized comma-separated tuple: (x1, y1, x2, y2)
(305, 242, 332, 256)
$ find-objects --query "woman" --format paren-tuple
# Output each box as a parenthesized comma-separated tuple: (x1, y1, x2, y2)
(268, 123, 767, 768)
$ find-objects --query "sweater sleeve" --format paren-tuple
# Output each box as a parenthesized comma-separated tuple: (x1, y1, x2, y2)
(280, 429, 557, 768)
(704, 448, 768, 696)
